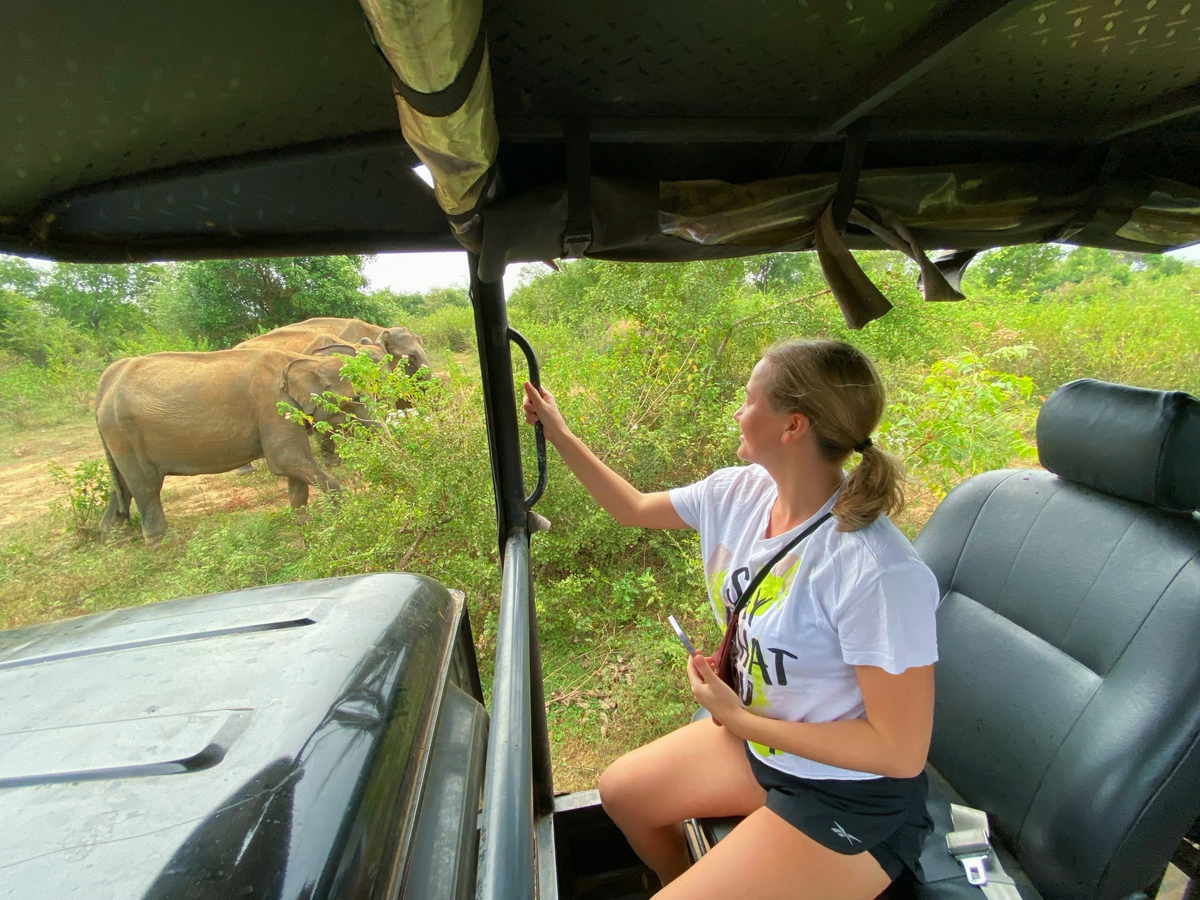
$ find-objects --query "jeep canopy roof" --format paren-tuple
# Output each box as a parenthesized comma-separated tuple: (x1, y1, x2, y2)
(5, 0, 1200, 274)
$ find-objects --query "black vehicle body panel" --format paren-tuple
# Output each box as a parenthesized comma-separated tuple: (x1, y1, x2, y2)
(0, 573, 483, 900)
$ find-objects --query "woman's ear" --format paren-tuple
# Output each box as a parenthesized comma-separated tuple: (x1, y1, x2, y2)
(780, 412, 811, 444)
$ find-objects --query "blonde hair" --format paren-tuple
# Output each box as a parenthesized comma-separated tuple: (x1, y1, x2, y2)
(761, 340, 905, 531)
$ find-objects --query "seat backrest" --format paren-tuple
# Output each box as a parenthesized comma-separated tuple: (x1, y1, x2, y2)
(913, 379, 1200, 900)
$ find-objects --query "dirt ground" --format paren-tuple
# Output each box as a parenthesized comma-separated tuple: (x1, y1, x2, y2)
(0, 416, 286, 535)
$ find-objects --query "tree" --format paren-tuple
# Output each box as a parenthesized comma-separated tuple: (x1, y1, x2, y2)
(369, 285, 468, 320)
(161, 256, 383, 347)
(1057, 247, 1132, 286)
(744, 252, 823, 294)
(1139, 253, 1186, 279)
(969, 245, 1070, 297)
(0, 255, 46, 297)
(38, 262, 161, 333)
(370, 288, 427, 319)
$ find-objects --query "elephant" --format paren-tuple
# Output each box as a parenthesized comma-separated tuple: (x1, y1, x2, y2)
(301, 333, 387, 364)
(297, 334, 389, 465)
(96, 347, 364, 546)
(238, 317, 430, 378)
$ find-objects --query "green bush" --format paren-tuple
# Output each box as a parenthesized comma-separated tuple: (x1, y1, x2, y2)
(412, 304, 476, 354)
(48, 458, 111, 540)
(882, 350, 1037, 499)
(0, 352, 103, 426)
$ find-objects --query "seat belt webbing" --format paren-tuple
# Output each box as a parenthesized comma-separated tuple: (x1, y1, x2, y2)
(947, 804, 1024, 900)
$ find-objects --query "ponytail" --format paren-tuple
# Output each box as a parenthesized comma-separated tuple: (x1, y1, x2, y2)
(761, 340, 906, 532)
(833, 440, 905, 532)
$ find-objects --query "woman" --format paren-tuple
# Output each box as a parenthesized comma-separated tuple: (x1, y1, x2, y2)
(522, 339, 939, 900)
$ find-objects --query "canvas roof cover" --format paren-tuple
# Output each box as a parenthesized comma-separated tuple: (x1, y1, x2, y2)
(4, 0, 1200, 270)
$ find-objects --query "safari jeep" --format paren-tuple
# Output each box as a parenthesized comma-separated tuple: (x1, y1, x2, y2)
(2, 2, 1200, 899)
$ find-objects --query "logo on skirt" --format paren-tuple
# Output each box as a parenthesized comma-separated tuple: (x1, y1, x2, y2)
(831, 822, 861, 845)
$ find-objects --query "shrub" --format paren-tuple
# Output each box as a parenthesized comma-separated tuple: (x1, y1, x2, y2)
(0, 352, 104, 426)
(48, 458, 111, 540)
(413, 304, 476, 353)
(882, 350, 1038, 498)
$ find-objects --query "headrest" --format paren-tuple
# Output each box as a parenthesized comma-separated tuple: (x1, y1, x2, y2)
(1037, 379, 1200, 512)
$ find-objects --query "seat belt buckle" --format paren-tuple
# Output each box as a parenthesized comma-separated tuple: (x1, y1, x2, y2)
(947, 827, 992, 886)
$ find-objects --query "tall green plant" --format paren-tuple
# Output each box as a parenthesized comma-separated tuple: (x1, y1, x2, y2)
(48, 459, 111, 540)
(882, 350, 1037, 498)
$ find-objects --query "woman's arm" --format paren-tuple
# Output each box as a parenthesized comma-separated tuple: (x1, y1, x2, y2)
(686, 655, 934, 779)
(522, 382, 687, 530)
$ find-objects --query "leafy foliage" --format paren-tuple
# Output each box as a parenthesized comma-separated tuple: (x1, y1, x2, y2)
(374, 284, 470, 319)
(412, 304, 475, 353)
(0, 256, 45, 296)
(883, 350, 1037, 498)
(39, 263, 162, 333)
(157, 256, 382, 347)
(48, 459, 111, 540)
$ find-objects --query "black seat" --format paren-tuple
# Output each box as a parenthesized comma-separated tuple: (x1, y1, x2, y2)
(695, 379, 1200, 900)
(909, 379, 1200, 900)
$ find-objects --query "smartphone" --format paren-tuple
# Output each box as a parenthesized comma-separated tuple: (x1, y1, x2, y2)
(667, 615, 697, 656)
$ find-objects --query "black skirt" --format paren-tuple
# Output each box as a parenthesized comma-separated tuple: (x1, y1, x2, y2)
(744, 744, 933, 881)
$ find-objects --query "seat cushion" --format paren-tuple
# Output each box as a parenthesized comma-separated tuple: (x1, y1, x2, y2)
(696, 762, 1042, 900)
(895, 766, 1043, 900)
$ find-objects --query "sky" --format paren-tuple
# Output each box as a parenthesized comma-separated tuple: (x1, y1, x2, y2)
(362, 246, 1200, 296)
(363, 251, 543, 297)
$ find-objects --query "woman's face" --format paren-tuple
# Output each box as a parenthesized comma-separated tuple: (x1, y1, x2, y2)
(733, 359, 794, 463)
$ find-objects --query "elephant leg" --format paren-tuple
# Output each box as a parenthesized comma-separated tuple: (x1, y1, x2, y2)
(100, 439, 157, 540)
(287, 477, 310, 509)
(234, 462, 256, 475)
(263, 426, 342, 510)
(131, 476, 167, 546)
(318, 431, 340, 467)
(99, 474, 132, 539)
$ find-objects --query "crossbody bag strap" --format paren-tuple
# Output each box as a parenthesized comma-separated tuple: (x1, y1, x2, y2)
(731, 511, 833, 618)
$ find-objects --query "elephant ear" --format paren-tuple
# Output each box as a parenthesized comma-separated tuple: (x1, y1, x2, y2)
(281, 357, 329, 416)
(302, 333, 349, 357)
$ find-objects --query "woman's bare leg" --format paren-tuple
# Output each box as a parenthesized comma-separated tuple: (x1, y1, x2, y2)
(598, 717, 766, 885)
(656, 806, 893, 900)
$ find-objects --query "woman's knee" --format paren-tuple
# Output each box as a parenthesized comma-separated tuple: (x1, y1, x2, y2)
(598, 752, 649, 823)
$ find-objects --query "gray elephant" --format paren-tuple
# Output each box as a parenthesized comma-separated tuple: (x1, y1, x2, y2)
(96, 347, 363, 546)
(301, 333, 387, 363)
(238, 317, 430, 378)
(298, 333, 391, 465)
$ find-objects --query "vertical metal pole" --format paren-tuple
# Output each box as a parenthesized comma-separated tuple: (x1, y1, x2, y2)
(526, 563, 554, 818)
(467, 253, 555, 816)
(477, 534, 535, 900)
(469, 253, 527, 554)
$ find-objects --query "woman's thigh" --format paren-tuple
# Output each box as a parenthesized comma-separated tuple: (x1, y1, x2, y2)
(656, 806, 893, 900)
(598, 717, 766, 826)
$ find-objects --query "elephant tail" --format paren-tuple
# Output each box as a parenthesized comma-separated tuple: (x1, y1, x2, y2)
(100, 436, 130, 518)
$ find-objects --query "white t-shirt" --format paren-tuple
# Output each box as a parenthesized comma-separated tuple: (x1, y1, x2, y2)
(669, 464, 940, 781)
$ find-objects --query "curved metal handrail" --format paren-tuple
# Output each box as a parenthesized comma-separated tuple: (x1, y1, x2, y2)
(508, 327, 548, 509)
